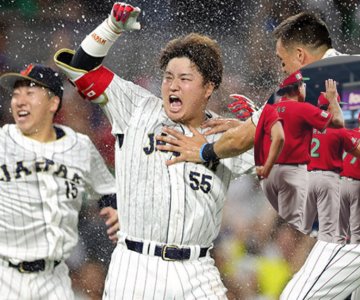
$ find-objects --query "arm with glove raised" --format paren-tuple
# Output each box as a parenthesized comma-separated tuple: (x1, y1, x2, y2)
(54, 2, 141, 104)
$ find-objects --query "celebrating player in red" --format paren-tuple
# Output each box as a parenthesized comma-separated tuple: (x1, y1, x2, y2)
(302, 94, 360, 242)
(254, 104, 284, 179)
(336, 112, 360, 244)
(261, 71, 343, 231)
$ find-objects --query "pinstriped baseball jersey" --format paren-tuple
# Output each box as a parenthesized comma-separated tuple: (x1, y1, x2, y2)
(102, 74, 254, 246)
(0, 124, 115, 262)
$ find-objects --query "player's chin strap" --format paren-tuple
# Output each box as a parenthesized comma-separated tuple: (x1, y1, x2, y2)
(54, 48, 113, 105)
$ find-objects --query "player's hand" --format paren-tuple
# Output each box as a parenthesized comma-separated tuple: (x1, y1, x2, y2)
(227, 94, 259, 120)
(99, 207, 120, 243)
(108, 2, 141, 33)
(325, 79, 338, 103)
(156, 126, 207, 166)
(256, 165, 272, 179)
(201, 118, 242, 136)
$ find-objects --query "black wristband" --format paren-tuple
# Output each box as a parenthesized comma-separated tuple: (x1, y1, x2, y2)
(201, 143, 219, 162)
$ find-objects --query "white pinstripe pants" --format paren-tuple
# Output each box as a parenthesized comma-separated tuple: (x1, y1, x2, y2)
(103, 243, 227, 300)
(281, 241, 360, 300)
(0, 261, 74, 300)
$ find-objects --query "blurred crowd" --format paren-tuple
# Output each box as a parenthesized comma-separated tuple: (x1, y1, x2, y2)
(1, 0, 360, 299)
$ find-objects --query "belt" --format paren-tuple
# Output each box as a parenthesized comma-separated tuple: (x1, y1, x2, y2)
(276, 163, 306, 166)
(125, 239, 209, 261)
(8, 260, 61, 273)
(309, 169, 340, 174)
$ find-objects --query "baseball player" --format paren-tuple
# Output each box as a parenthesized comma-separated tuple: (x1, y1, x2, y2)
(226, 96, 284, 179)
(261, 71, 343, 231)
(302, 94, 360, 242)
(274, 12, 360, 300)
(154, 10, 360, 299)
(54, 2, 254, 299)
(336, 112, 360, 244)
(254, 103, 284, 179)
(0, 64, 118, 300)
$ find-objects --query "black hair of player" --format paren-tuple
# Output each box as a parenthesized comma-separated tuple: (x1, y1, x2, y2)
(274, 12, 332, 50)
(276, 81, 303, 96)
(159, 33, 223, 90)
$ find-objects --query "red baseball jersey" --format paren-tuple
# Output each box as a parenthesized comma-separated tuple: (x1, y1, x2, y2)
(273, 98, 332, 164)
(308, 128, 358, 172)
(254, 104, 281, 166)
(341, 128, 360, 180)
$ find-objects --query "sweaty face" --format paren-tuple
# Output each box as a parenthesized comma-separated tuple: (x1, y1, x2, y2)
(11, 84, 58, 140)
(276, 39, 303, 75)
(161, 57, 214, 127)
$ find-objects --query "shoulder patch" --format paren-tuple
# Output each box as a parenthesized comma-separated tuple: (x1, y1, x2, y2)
(320, 111, 329, 118)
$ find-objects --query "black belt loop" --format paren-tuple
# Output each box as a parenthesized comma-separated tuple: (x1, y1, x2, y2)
(9, 259, 61, 273)
(125, 239, 209, 261)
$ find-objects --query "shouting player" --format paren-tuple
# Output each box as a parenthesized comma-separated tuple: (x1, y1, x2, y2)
(0, 64, 118, 300)
(54, 2, 254, 299)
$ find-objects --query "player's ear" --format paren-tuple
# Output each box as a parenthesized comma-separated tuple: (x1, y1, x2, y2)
(204, 81, 215, 99)
(49, 95, 61, 114)
(295, 47, 306, 65)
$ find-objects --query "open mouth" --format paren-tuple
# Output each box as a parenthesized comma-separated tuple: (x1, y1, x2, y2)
(169, 95, 182, 113)
(17, 110, 30, 120)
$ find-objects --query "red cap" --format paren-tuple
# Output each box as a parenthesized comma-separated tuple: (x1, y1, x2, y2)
(318, 93, 341, 107)
(279, 70, 304, 88)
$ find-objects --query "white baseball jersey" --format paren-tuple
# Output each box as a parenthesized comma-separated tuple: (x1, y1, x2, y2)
(0, 124, 115, 262)
(98, 74, 254, 299)
(102, 75, 253, 246)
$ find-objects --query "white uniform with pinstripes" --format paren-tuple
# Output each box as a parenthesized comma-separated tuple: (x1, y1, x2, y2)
(100, 74, 254, 299)
(0, 124, 115, 300)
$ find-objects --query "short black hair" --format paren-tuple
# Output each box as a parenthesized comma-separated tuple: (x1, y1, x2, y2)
(276, 81, 303, 96)
(159, 33, 223, 89)
(274, 12, 332, 50)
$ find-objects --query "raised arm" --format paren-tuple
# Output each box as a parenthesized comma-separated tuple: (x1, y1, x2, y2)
(326, 79, 344, 128)
(54, 3, 141, 104)
(69, 2, 140, 70)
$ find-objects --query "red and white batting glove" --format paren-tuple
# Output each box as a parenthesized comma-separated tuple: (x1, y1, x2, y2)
(80, 2, 141, 58)
(108, 2, 141, 33)
(227, 94, 259, 120)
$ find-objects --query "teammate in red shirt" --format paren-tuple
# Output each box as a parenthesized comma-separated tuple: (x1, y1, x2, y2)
(254, 104, 284, 179)
(261, 70, 344, 231)
(303, 94, 359, 242)
(337, 112, 360, 243)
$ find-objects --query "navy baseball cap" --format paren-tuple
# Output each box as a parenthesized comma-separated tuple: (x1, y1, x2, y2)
(0, 64, 63, 99)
